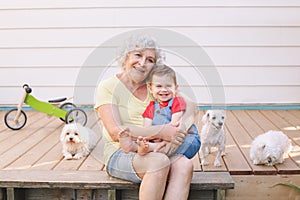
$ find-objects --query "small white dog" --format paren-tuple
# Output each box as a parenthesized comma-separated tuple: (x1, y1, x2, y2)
(250, 130, 292, 166)
(200, 110, 226, 167)
(60, 123, 98, 160)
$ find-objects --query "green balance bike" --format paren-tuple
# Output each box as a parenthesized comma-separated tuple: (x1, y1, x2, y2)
(4, 84, 87, 130)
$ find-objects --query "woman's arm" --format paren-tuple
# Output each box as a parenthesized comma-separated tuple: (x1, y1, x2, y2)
(177, 94, 197, 132)
(143, 118, 153, 128)
(97, 104, 123, 142)
(97, 104, 179, 142)
(164, 96, 197, 155)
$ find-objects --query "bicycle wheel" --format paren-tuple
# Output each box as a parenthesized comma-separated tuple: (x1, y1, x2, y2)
(4, 108, 27, 130)
(59, 102, 77, 121)
(65, 108, 87, 126)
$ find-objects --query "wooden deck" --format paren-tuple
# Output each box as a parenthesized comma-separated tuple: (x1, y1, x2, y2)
(0, 110, 300, 199)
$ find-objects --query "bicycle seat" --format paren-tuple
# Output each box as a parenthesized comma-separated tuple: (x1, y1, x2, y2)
(48, 97, 67, 103)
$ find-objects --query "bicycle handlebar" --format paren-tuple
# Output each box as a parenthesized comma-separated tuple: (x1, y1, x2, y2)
(23, 84, 32, 94)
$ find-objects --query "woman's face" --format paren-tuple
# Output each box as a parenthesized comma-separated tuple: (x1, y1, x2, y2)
(123, 49, 156, 83)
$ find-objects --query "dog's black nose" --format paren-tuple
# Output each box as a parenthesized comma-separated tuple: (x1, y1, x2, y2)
(218, 122, 223, 126)
(267, 157, 272, 163)
(69, 137, 73, 141)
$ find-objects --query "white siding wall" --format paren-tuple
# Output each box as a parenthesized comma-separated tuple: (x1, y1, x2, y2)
(0, 1, 300, 106)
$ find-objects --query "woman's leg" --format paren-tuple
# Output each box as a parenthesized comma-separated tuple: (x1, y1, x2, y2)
(133, 152, 170, 200)
(164, 155, 193, 200)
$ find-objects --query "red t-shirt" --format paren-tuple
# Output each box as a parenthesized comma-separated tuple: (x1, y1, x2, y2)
(142, 96, 186, 120)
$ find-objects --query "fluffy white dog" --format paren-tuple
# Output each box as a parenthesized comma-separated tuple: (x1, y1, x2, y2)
(250, 130, 292, 165)
(200, 110, 226, 167)
(60, 123, 98, 160)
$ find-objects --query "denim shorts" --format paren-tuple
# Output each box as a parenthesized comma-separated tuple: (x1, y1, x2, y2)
(106, 125, 201, 183)
(173, 125, 201, 159)
(106, 148, 142, 183)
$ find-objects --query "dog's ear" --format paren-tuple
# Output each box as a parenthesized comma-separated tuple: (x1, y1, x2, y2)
(259, 144, 266, 151)
(202, 111, 210, 123)
(77, 124, 89, 143)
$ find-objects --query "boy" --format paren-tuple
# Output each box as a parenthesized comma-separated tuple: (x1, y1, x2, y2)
(119, 64, 200, 158)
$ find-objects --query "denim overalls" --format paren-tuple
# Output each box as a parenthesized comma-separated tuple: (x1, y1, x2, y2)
(152, 98, 201, 159)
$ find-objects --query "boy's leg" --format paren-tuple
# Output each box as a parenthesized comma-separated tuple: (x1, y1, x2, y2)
(137, 137, 167, 155)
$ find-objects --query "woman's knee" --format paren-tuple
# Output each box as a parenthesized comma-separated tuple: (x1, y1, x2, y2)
(171, 156, 193, 175)
(148, 153, 170, 170)
(133, 152, 170, 173)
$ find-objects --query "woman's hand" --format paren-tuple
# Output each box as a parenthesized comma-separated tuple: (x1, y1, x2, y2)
(165, 123, 188, 156)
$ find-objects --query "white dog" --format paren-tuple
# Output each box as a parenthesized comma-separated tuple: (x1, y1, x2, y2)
(60, 123, 98, 160)
(200, 110, 226, 167)
(250, 130, 292, 166)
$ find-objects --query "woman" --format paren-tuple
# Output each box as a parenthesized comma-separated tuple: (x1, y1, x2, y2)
(95, 35, 196, 199)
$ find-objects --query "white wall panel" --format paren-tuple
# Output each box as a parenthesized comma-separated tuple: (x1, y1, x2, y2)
(2, 67, 299, 87)
(1, 27, 300, 48)
(0, 1, 299, 106)
(1, 0, 300, 9)
(1, 7, 300, 29)
(2, 86, 299, 106)
(1, 47, 300, 67)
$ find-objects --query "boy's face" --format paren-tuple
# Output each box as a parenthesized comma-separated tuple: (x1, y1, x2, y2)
(149, 74, 178, 103)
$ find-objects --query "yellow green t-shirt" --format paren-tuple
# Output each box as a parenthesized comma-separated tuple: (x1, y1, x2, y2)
(94, 75, 152, 164)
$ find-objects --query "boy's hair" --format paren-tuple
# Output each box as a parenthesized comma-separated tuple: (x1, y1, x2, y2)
(148, 64, 177, 85)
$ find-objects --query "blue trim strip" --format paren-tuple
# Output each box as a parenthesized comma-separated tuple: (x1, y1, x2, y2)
(1, 105, 300, 111)
(197, 105, 300, 110)
(0, 106, 93, 111)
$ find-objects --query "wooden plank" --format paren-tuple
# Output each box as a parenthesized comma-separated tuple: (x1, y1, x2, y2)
(0, 170, 138, 190)
(0, 111, 45, 150)
(226, 111, 277, 175)
(25, 188, 74, 200)
(0, 170, 234, 190)
(4, 119, 63, 170)
(232, 110, 264, 139)
(289, 110, 300, 121)
(222, 127, 252, 175)
(53, 153, 87, 170)
(191, 172, 234, 190)
(79, 112, 103, 171)
(0, 110, 37, 140)
(191, 152, 202, 172)
(79, 139, 105, 171)
(248, 111, 300, 174)
(0, 114, 60, 169)
(31, 142, 63, 170)
(246, 110, 276, 131)
(201, 149, 227, 172)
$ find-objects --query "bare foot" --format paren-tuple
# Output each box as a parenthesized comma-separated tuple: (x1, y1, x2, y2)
(118, 128, 137, 153)
(137, 137, 150, 156)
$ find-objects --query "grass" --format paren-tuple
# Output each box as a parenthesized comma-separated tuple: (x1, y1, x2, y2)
(272, 183, 300, 192)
